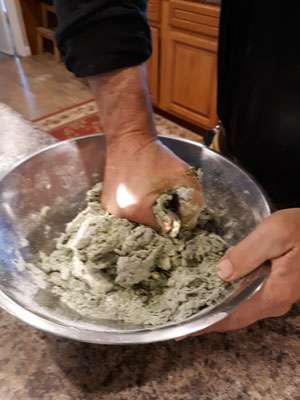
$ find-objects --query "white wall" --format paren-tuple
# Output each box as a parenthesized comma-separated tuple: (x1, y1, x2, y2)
(0, 0, 14, 54)
(0, 0, 31, 56)
(6, 0, 31, 56)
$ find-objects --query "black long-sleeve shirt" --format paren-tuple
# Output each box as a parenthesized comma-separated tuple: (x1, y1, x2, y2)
(55, 1, 151, 76)
(55, 1, 300, 208)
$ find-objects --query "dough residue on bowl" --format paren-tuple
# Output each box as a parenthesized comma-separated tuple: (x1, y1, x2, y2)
(38, 183, 231, 326)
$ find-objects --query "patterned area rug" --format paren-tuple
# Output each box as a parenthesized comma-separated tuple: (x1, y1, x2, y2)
(33, 99, 204, 143)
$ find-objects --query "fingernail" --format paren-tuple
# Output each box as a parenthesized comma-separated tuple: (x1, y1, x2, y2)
(217, 258, 233, 280)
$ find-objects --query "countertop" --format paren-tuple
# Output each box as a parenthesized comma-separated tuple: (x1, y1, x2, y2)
(1, 104, 300, 400)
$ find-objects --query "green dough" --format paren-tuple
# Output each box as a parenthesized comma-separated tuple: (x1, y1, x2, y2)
(39, 183, 231, 326)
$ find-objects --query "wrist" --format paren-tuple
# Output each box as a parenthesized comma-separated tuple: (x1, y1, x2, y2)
(89, 64, 157, 149)
(106, 130, 156, 158)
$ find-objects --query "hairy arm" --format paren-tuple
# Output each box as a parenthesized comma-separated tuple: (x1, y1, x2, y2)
(56, 0, 203, 230)
(89, 65, 203, 230)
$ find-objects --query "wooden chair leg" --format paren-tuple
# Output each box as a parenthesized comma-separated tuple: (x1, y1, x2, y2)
(54, 45, 60, 62)
(41, 4, 48, 28)
(36, 33, 44, 54)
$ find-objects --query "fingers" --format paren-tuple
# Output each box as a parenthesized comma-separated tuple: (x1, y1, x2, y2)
(175, 171, 204, 229)
(200, 283, 273, 333)
(217, 212, 294, 281)
(193, 290, 290, 335)
(193, 250, 298, 335)
(151, 167, 204, 233)
(102, 187, 160, 229)
(179, 187, 204, 229)
(122, 192, 160, 229)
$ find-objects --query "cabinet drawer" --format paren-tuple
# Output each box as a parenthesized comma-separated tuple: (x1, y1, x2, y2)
(148, 0, 161, 23)
(169, 0, 220, 38)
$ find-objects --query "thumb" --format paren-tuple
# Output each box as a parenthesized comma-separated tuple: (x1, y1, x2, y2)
(217, 212, 293, 281)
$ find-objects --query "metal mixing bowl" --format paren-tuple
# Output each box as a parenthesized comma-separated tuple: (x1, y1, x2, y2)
(0, 134, 271, 344)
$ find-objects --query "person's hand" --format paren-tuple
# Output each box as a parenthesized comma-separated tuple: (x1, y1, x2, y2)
(191, 209, 300, 335)
(89, 64, 203, 231)
(102, 134, 204, 230)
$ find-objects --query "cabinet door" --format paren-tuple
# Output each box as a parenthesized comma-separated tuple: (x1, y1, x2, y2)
(147, 26, 159, 106)
(160, 29, 217, 129)
(148, 0, 161, 23)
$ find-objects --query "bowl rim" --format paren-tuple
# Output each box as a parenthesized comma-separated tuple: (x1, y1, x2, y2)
(0, 133, 272, 344)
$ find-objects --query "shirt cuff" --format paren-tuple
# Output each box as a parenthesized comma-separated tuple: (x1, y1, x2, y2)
(56, 14, 152, 77)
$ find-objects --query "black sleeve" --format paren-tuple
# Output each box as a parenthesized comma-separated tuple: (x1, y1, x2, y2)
(55, 1, 151, 77)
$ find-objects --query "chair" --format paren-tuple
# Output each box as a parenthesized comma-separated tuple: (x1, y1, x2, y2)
(36, 1, 59, 61)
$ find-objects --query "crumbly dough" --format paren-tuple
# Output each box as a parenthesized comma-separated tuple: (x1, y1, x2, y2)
(39, 184, 230, 326)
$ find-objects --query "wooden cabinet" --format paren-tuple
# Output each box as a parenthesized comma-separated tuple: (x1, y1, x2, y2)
(168, 0, 219, 38)
(160, 27, 217, 128)
(148, 0, 161, 23)
(160, 0, 219, 129)
(149, 0, 220, 130)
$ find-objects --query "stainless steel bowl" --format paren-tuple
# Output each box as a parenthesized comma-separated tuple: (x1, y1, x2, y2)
(0, 134, 271, 344)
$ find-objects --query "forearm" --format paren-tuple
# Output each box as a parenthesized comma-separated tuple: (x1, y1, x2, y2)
(55, 1, 204, 228)
(94, 64, 204, 229)
(55, 1, 154, 145)
(88, 65, 156, 148)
